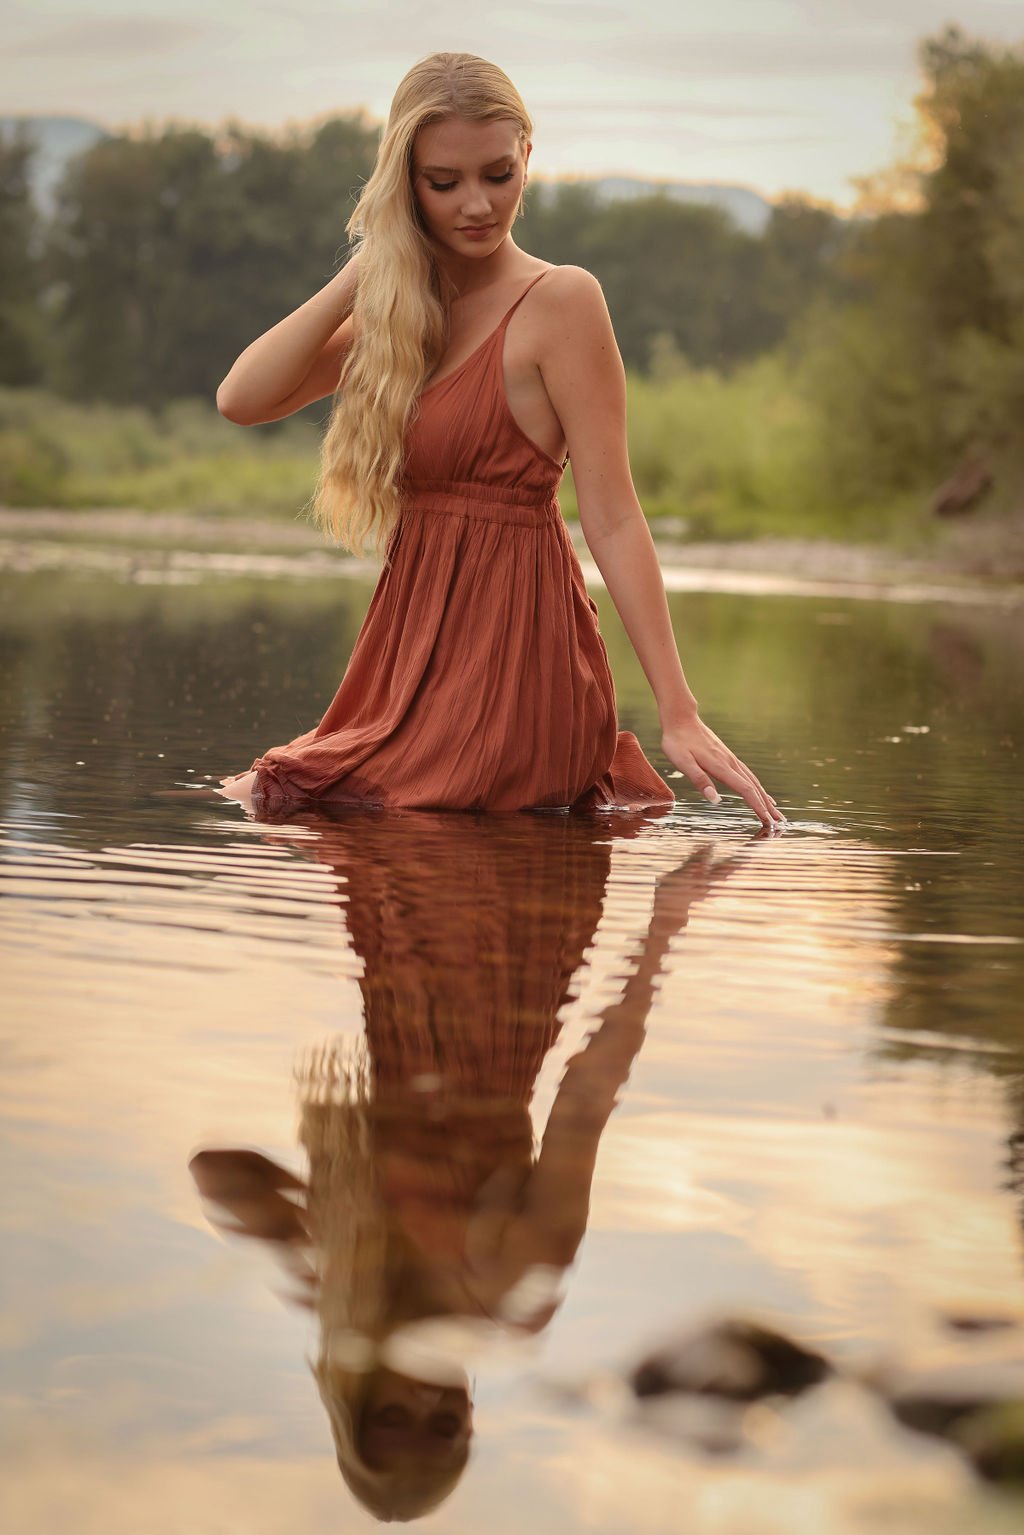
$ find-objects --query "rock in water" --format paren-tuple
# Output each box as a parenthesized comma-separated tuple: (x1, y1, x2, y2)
(955, 1403, 1024, 1484)
(630, 1317, 832, 1403)
(869, 1349, 1024, 1485)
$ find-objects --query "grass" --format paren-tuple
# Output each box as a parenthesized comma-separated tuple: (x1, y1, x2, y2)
(0, 388, 319, 519)
(0, 365, 942, 547)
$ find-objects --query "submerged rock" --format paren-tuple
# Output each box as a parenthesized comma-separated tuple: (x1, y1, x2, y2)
(629, 1317, 832, 1404)
(955, 1402, 1024, 1484)
(941, 1311, 1022, 1337)
(869, 1350, 1024, 1485)
(874, 1355, 1024, 1436)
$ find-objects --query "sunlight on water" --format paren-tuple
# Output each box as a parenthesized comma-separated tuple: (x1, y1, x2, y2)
(1, 563, 1023, 1532)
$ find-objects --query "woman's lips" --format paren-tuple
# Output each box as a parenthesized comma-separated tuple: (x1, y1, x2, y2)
(459, 223, 496, 234)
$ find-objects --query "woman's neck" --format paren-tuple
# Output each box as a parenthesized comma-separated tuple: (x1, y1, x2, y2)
(433, 235, 526, 301)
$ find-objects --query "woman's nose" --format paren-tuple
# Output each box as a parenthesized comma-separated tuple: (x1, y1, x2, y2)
(461, 188, 493, 217)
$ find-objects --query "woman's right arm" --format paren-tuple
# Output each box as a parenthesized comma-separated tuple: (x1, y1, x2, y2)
(215, 253, 361, 426)
(516, 845, 742, 1269)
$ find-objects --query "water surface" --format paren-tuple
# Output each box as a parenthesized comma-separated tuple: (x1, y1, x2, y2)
(2, 556, 1023, 1532)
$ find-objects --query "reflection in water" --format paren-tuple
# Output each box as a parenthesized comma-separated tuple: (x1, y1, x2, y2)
(190, 807, 737, 1520)
(3, 564, 1024, 1531)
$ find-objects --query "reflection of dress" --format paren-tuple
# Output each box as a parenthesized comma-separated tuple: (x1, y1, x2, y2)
(223, 268, 675, 817)
(307, 808, 619, 1103)
(299, 807, 640, 1291)
(199, 804, 671, 1320)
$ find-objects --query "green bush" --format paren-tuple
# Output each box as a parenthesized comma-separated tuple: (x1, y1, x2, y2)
(0, 385, 318, 516)
(0, 375, 939, 545)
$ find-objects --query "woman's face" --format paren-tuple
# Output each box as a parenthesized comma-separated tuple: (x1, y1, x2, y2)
(411, 114, 529, 259)
(359, 1367, 473, 1471)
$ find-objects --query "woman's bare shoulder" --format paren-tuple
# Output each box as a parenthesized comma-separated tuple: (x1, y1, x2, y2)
(538, 262, 605, 299)
(534, 263, 610, 329)
(531, 265, 614, 368)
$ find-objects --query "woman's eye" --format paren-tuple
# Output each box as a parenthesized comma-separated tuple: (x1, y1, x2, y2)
(427, 171, 515, 193)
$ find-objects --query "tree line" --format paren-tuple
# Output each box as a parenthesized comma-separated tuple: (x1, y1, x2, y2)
(0, 24, 1021, 523)
(0, 110, 846, 398)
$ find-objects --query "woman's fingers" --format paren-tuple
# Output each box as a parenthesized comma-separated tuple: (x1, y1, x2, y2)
(662, 719, 784, 828)
(693, 753, 780, 827)
(687, 757, 765, 824)
(730, 760, 781, 824)
(712, 744, 783, 825)
(736, 764, 783, 826)
(720, 766, 776, 826)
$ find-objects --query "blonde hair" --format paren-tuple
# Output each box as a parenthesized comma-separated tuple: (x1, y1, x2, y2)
(305, 52, 533, 558)
(298, 1036, 471, 1522)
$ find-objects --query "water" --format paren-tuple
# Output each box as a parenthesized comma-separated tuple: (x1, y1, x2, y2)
(2, 554, 1023, 1533)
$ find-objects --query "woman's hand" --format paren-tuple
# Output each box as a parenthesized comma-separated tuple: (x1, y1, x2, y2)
(189, 1148, 309, 1245)
(661, 714, 784, 830)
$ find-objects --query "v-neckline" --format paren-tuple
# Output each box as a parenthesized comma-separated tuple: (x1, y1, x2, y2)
(420, 325, 499, 397)
(420, 269, 552, 397)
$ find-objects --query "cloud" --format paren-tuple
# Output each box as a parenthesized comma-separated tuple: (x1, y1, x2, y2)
(7, 16, 208, 60)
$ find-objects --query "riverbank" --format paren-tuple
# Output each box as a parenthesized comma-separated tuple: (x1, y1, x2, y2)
(2, 505, 1023, 606)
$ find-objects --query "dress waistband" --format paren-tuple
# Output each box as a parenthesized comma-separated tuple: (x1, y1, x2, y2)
(399, 479, 560, 527)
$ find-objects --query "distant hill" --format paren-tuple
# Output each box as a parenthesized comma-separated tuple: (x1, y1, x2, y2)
(2, 114, 773, 233)
(587, 176, 771, 234)
(0, 115, 111, 217)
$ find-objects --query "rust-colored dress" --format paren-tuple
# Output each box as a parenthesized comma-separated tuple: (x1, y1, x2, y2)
(223, 268, 675, 816)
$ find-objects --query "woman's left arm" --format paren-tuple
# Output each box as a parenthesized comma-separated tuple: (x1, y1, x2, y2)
(537, 267, 783, 829)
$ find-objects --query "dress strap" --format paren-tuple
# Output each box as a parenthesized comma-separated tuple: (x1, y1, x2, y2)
(499, 268, 554, 328)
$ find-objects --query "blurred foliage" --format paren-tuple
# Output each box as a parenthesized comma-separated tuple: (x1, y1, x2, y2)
(0, 124, 49, 387)
(612, 349, 824, 536)
(40, 114, 375, 409)
(522, 185, 848, 371)
(0, 24, 1021, 541)
(0, 387, 316, 515)
(797, 24, 1024, 518)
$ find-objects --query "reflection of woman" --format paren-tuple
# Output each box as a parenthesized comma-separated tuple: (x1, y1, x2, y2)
(191, 807, 739, 1520)
(213, 50, 782, 827)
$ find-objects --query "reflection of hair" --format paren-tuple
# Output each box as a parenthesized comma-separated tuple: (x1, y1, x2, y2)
(306, 51, 533, 557)
(297, 1036, 469, 1521)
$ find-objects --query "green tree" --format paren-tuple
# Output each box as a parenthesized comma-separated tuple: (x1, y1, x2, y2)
(522, 182, 845, 372)
(916, 26, 1024, 457)
(0, 123, 47, 386)
(795, 24, 1024, 512)
(43, 115, 378, 410)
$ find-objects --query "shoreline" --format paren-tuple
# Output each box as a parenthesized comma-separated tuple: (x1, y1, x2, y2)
(2, 506, 1023, 606)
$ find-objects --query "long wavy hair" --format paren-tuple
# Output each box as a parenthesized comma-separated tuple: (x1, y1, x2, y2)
(298, 1035, 505, 1522)
(304, 52, 533, 559)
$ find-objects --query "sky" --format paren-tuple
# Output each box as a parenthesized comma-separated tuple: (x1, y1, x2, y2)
(4, 0, 1023, 208)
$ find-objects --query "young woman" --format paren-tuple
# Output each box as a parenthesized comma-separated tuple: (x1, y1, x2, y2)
(214, 51, 783, 829)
